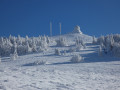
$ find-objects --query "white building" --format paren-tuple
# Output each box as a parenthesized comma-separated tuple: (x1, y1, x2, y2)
(73, 25, 82, 34)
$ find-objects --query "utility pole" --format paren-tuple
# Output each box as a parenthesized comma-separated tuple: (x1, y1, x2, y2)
(59, 22, 61, 35)
(50, 22, 52, 37)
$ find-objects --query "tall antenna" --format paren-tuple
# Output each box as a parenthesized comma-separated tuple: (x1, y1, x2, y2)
(50, 22, 52, 37)
(59, 22, 61, 35)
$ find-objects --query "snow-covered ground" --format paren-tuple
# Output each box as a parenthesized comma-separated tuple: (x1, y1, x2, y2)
(0, 33, 120, 90)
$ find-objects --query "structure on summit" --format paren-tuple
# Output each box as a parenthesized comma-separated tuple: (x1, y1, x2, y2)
(73, 25, 82, 34)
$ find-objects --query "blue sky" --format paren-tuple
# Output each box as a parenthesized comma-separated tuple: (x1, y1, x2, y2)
(0, 0, 120, 37)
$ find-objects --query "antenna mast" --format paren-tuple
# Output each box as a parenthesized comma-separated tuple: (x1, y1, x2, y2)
(50, 22, 52, 37)
(59, 22, 61, 35)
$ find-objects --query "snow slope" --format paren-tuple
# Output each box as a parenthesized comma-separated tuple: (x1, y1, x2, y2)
(0, 33, 120, 90)
(52, 33, 93, 42)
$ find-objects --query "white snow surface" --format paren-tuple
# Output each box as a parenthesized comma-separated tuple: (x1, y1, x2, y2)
(0, 33, 120, 90)
(52, 33, 93, 44)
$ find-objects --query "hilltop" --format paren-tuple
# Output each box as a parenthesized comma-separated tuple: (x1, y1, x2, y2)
(0, 26, 120, 90)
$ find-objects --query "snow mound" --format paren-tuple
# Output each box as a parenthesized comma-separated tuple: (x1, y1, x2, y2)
(70, 55, 84, 63)
(23, 60, 47, 66)
(52, 33, 93, 43)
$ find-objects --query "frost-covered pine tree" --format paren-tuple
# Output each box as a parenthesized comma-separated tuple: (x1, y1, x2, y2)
(0, 37, 4, 45)
(46, 36, 50, 44)
(105, 36, 113, 53)
(92, 36, 97, 44)
(14, 41, 17, 50)
(56, 37, 67, 47)
(98, 45, 102, 56)
(110, 35, 114, 51)
(14, 47, 18, 58)
(97, 36, 105, 45)
(32, 40, 37, 52)
(0, 56, 1, 63)
(18, 35, 21, 40)
(17, 35, 22, 45)
(63, 50, 66, 55)
(41, 39, 48, 49)
(112, 43, 120, 57)
(75, 38, 85, 46)
(75, 38, 79, 45)
(75, 38, 86, 49)
(25, 35, 29, 41)
(10, 45, 18, 60)
(97, 34, 120, 57)
(26, 41, 32, 53)
(55, 49, 61, 55)
(76, 45, 83, 51)
(13, 36, 16, 44)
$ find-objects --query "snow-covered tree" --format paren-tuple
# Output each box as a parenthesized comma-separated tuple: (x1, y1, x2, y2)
(92, 36, 97, 44)
(0, 37, 4, 45)
(68, 47, 76, 52)
(97, 34, 120, 57)
(98, 45, 102, 56)
(40, 40, 48, 49)
(76, 45, 83, 51)
(46, 36, 50, 44)
(0, 35, 49, 57)
(112, 43, 120, 57)
(17, 45, 27, 55)
(70, 55, 84, 63)
(75, 38, 86, 49)
(25, 35, 29, 41)
(56, 37, 67, 47)
(17, 35, 22, 45)
(10, 46, 18, 60)
(0, 56, 1, 63)
(63, 50, 66, 55)
(32, 41, 37, 52)
(97, 36, 105, 45)
(75, 38, 85, 46)
(55, 49, 61, 55)
(26, 42, 32, 53)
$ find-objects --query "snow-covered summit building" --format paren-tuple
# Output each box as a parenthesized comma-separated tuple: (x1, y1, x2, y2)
(73, 25, 82, 34)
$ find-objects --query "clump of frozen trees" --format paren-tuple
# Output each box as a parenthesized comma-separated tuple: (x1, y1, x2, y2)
(68, 38, 86, 52)
(0, 35, 50, 57)
(75, 38, 86, 49)
(97, 34, 120, 57)
(54, 49, 61, 55)
(92, 36, 97, 44)
(70, 55, 84, 63)
(56, 37, 67, 47)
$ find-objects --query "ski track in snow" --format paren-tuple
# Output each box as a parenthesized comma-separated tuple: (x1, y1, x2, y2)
(0, 37, 120, 90)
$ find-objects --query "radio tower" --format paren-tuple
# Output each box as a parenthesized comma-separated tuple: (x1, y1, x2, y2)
(59, 22, 61, 35)
(50, 22, 52, 37)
